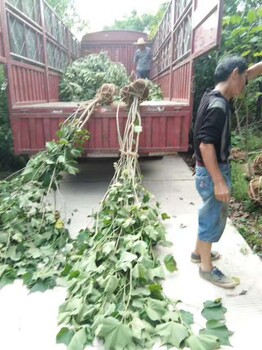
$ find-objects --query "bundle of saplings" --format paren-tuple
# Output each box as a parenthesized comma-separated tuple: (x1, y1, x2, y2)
(59, 52, 163, 102)
(0, 84, 117, 290)
(57, 81, 232, 350)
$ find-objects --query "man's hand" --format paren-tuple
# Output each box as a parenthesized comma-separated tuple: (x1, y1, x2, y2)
(214, 179, 230, 203)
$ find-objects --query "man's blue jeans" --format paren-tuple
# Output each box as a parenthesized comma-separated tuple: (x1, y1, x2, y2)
(137, 70, 150, 79)
(195, 163, 231, 242)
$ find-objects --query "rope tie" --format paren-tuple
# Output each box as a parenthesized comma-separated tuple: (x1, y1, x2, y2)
(119, 150, 139, 157)
(96, 83, 117, 104)
(121, 79, 149, 106)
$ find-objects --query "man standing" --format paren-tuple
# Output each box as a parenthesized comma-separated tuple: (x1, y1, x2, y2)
(192, 56, 262, 289)
(132, 37, 152, 79)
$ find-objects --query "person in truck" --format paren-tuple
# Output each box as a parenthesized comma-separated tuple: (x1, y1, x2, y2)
(192, 57, 262, 289)
(132, 37, 153, 79)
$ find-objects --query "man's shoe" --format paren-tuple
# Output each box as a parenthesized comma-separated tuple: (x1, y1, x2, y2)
(199, 267, 238, 289)
(191, 251, 220, 263)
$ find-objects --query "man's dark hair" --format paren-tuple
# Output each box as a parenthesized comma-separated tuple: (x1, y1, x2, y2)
(214, 56, 248, 84)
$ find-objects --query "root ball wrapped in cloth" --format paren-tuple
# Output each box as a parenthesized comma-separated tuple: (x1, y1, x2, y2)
(249, 176, 262, 206)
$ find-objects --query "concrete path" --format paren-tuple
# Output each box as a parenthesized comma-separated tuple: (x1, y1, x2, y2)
(0, 155, 261, 350)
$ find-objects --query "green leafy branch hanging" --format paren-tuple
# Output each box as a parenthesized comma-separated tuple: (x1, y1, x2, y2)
(57, 80, 229, 350)
(0, 84, 117, 290)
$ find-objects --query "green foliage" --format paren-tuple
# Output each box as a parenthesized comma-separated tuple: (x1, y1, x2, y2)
(104, 3, 169, 39)
(222, 5, 262, 122)
(60, 52, 130, 101)
(146, 79, 164, 100)
(200, 299, 233, 347)
(57, 174, 228, 349)
(57, 170, 182, 350)
(0, 82, 231, 348)
(164, 254, 177, 272)
(223, 10, 262, 59)
(231, 162, 250, 203)
(104, 10, 154, 32)
(55, 98, 230, 350)
(238, 223, 262, 252)
(0, 65, 27, 171)
(60, 53, 164, 102)
(148, 2, 169, 39)
(231, 130, 262, 152)
(0, 122, 89, 289)
(46, 0, 88, 36)
(186, 334, 220, 350)
(46, 0, 71, 17)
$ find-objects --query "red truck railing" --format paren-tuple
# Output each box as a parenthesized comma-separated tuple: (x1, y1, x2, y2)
(151, 0, 192, 102)
(1, 0, 80, 106)
(152, 0, 223, 102)
(81, 30, 148, 75)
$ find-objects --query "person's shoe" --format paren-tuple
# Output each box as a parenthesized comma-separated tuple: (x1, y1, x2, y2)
(191, 251, 220, 263)
(199, 267, 238, 289)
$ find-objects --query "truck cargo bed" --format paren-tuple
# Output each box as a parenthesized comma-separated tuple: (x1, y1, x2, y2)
(11, 100, 191, 156)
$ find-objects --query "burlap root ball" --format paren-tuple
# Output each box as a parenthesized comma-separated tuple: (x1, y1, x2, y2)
(121, 85, 134, 106)
(96, 83, 117, 104)
(248, 176, 262, 206)
(131, 79, 149, 102)
(121, 79, 149, 105)
(253, 153, 262, 176)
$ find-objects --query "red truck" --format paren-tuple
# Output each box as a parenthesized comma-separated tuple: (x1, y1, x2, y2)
(0, 0, 223, 157)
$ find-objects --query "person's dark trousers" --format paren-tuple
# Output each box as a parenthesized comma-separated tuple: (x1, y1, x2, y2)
(137, 70, 150, 79)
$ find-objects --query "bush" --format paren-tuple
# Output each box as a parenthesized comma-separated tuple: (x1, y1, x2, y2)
(232, 130, 262, 152)
(230, 161, 258, 212)
(231, 162, 250, 202)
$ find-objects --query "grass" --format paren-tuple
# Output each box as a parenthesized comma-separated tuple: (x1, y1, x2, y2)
(231, 128, 262, 211)
(238, 225, 262, 253)
(232, 130, 262, 152)
(230, 129, 262, 257)
(231, 162, 250, 202)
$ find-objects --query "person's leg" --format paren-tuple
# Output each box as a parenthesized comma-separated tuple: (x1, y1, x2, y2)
(194, 238, 213, 271)
(144, 70, 150, 79)
(192, 238, 220, 263)
(194, 187, 228, 268)
(193, 237, 201, 256)
(193, 168, 215, 271)
(196, 200, 236, 288)
(137, 70, 150, 79)
(194, 164, 237, 288)
(193, 164, 229, 261)
(137, 70, 143, 78)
